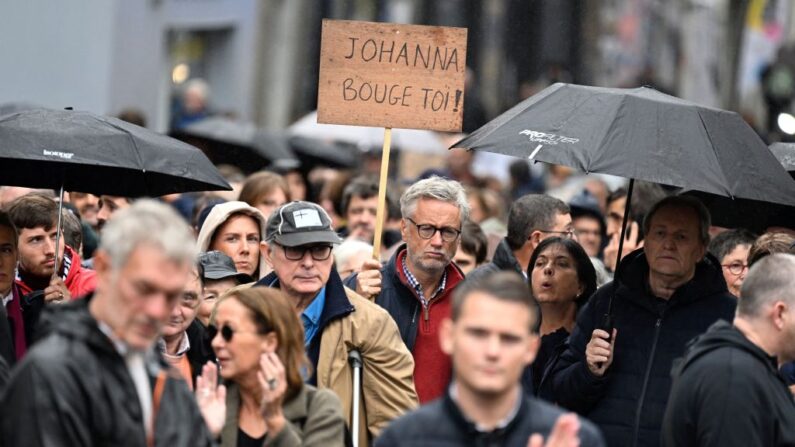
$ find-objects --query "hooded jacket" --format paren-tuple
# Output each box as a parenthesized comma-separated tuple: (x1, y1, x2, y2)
(196, 201, 270, 280)
(0, 294, 214, 447)
(16, 244, 97, 299)
(545, 249, 736, 447)
(256, 268, 418, 446)
(661, 320, 795, 447)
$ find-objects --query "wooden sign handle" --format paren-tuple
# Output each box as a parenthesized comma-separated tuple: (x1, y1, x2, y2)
(372, 127, 392, 259)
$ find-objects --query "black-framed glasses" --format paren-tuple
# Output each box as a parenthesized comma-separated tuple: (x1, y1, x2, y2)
(538, 229, 578, 240)
(722, 262, 748, 275)
(406, 217, 461, 242)
(283, 244, 333, 261)
(207, 324, 263, 343)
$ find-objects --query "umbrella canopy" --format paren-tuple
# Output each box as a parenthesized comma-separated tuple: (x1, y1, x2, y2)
(0, 108, 231, 197)
(180, 116, 297, 164)
(289, 111, 446, 154)
(455, 83, 795, 207)
(681, 142, 795, 232)
(287, 135, 359, 169)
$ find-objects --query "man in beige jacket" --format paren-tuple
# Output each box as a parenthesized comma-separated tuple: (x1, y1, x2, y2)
(255, 201, 418, 445)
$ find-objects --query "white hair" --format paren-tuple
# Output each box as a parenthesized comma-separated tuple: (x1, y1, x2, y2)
(100, 200, 196, 270)
(333, 239, 373, 270)
(400, 176, 469, 223)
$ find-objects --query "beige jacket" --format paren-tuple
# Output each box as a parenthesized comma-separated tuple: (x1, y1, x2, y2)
(316, 288, 419, 446)
(196, 201, 270, 279)
(221, 383, 346, 447)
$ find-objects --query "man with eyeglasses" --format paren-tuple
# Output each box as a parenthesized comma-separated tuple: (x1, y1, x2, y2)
(158, 261, 215, 389)
(0, 200, 216, 446)
(346, 176, 469, 404)
(468, 194, 574, 284)
(256, 201, 418, 446)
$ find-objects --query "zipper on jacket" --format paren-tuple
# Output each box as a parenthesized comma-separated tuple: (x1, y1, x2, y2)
(421, 302, 431, 333)
(632, 316, 663, 447)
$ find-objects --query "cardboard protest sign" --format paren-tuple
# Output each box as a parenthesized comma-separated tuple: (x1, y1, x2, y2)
(317, 19, 467, 132)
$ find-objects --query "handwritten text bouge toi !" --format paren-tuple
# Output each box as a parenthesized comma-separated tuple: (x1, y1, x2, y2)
(340, 37, 463, 113)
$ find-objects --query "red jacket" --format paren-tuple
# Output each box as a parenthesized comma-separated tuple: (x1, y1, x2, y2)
(16, 245, 96, 300)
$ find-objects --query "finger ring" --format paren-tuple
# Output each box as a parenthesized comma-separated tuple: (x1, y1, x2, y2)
(202, 388, 211, 398)
(267, 378, 278, 390)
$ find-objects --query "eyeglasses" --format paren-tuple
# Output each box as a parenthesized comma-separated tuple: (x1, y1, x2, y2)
(722, 262, 748, 275)
(207, 324, 263, 343)
(539, 229, 578, 240)
(406, 217, 461, 242)
(282, 244, 333, 261)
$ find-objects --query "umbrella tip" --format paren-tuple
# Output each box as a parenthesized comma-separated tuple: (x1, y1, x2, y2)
(64, 107, 74, 111)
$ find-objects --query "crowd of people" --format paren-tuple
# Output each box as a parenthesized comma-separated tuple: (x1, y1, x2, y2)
(0, 146, 793, 447)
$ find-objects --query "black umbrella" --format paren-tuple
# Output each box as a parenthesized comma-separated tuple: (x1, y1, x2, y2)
(287, 135, 359, 169)
(0, 108, 231, 268)
(179, 116, 297, 172)
(454, 83, 795, 326)
(681, 142, 795, 232)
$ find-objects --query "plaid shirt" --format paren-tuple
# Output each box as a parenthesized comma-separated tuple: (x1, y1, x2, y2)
(401, 255, 447, 310)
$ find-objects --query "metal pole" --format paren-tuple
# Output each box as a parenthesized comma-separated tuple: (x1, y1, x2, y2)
(53, 184, 65, 281)
(348, 349, 363, 447)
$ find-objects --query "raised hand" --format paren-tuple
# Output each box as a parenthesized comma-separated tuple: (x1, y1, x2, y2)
(354, 259, 383, 301)
(195, 361, 227, 437)
(257, 352, 287, 436)
(527, 413, 581, 447)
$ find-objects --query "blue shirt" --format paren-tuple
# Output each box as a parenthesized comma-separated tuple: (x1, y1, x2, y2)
(301, 287, 326, 346)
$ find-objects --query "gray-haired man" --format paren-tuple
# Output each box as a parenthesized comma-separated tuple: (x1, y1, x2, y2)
(347, 176, 469, 404)
(0, 200, 214, 447)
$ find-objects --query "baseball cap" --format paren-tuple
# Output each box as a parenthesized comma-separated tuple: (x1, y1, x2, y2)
(266, 201, 343, 247)
(198, 250, 253, 284)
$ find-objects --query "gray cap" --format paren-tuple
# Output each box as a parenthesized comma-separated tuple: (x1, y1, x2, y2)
(266, 201, 343, 247)
(198, 250, 253, 284)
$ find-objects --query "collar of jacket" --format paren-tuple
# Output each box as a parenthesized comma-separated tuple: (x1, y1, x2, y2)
(492, 238, 523, 275)
(613, 248, 728, 312)
(257, 267, 354, 331)
(385, 244, 466, 295)
(442, 385, 528, 439)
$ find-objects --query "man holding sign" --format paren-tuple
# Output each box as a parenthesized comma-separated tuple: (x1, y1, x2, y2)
(347, 177, 468, 403)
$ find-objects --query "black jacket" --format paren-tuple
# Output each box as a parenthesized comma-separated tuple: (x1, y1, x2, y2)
(0, 294, 214, 447)
(545, 249, 736, 447)
(661, 320, 795, 447)
(185, 319, 216, 386)
(375, 387, 605, 447)
(466, 239, 523, 283)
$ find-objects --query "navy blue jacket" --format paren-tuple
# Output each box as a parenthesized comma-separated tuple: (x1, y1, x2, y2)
(544, 249, 736, 447)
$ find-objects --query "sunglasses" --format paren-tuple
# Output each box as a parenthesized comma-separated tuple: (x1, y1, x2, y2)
(208, 323, 271, 342)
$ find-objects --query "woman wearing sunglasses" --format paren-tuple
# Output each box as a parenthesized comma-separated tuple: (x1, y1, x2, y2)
(195, 287, 346, 446)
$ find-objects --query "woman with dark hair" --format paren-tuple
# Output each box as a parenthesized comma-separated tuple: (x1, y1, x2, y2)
(525, 237, 596, 396)
(196, 287, 345, 446)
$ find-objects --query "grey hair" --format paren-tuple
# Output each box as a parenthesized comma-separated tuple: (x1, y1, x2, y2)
(399, 176, 469, 224)
(738, 253, 795, 318)
(642, 195, 711, 246)
(333, 239, 373, 270)
(100, 200, 197, 270)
